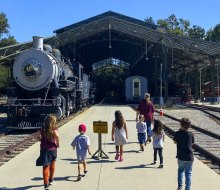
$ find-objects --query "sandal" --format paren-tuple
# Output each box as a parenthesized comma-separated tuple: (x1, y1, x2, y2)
(77, 174, 81, 181)
(119, 157, 124, 161)
(115, 153, 120, 160)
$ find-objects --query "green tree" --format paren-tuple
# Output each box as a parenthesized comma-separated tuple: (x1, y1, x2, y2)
(188, 25, 205, 39)
(93, 65, 129, 100)
(0, 12, 16, 92)
(0, 64, 10, 88)
(0, 12, 17, 47)
(206, 24, 220, 42)
(156, 14, 190, 36)
(144, 17, 155, 25)
(146, 14, 205, 39)
(0, 35, 16, 48)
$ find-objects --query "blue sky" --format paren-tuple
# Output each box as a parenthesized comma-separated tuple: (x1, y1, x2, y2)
(1, 0, 220, 43)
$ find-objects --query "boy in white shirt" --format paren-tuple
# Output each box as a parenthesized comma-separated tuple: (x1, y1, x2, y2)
(71, 124, 91, 181)
(136, 115, 147, 152)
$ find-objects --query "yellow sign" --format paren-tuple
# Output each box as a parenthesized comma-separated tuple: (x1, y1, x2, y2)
(93, 121, 108, 134)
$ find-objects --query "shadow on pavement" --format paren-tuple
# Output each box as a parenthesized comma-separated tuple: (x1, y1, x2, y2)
(115, 163, 162, 170)
(0, 185, 42, 190)
(32, 176, 73, 182)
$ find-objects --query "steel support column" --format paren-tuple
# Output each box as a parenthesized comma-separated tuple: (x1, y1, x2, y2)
(163, 46, 168, 102)
(153, 45, 158, 97)
(209, 56, 216, 102)
(194, 69, 199, 100)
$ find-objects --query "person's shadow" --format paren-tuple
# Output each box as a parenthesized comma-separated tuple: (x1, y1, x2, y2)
(32, 176, 73, 182)
(0, 185, 42, 190)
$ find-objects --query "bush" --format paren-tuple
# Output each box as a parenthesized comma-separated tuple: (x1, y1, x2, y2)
(0, 65, 10, 89)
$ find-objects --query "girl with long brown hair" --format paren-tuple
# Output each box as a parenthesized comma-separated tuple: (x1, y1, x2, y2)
(111, 110, 128, 161)
(152, 120, 165, 168)
(35, 115, 59, 190)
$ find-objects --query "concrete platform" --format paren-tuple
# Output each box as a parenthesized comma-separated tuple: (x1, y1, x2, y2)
(0, 105, 219, 190)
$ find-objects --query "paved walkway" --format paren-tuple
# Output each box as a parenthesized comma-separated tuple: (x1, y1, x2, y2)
(0, 105, 219, 190)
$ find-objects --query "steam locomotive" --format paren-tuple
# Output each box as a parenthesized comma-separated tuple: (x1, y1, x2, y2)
(169, 82, 192, 103)
(0, 36, 93, 129)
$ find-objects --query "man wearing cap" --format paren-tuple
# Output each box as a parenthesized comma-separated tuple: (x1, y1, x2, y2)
(136, 93, 155, 143)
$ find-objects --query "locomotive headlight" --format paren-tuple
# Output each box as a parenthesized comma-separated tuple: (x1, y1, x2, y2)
(22, 58, 42, 81)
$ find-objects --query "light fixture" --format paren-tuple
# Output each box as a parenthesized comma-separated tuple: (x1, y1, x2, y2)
(145, 41, 148, 60)
(171, 47, 174, 69)
(73, 42, 76, 61)
(109, 22, 112, 49)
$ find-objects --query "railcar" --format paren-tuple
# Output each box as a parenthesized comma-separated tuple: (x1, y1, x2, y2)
(125, 76, 148, 102)
(0, 36, 92, 129)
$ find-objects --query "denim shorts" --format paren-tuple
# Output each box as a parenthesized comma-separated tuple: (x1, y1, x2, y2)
(138, 133, 146, 144)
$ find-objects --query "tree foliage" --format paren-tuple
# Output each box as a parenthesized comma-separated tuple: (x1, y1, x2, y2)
(0, 12, 9, 35)
(157, 14, 190, 36)
(0, 35, 16, 48)
(0, 65, 10, 88)
(0, 12, 17, 47)
(188, 25, 205, 39)
(206, 24, 220, 42)
(0, 12, 16, 91)
(145, 14, 205, 39)
(93, 65, 129, 100)
(144, 17, 155, 25)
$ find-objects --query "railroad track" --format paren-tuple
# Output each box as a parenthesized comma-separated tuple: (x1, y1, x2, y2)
(0, 107, 89, 166)
(130, 105, 220, 175)
(185, 104, 220, 123)
(0, 131, 37, 166)
(155, 110, 220, 175)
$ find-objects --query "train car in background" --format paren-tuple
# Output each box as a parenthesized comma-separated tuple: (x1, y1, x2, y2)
(202, 81, 220, 97)
(125, 76, 148, 102)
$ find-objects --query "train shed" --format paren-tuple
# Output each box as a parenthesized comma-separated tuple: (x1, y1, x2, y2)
(1, 11, 220, 102)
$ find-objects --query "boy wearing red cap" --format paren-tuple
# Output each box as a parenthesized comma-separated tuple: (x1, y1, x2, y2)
(71, 124, 91, 181)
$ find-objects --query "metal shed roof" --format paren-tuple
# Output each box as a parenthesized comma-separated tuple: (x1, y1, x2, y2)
(1, 11, 220, 74)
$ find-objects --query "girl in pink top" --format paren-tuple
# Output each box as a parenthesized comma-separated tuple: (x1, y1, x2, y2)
(35, 115, 59, 190)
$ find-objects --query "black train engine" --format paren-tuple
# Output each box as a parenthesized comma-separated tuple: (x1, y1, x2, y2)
(0, 36, 91, 129)
(169, 82, 192, 103)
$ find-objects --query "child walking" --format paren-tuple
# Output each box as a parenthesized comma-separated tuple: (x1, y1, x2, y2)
(71, 124, 91, 181)
(35, 115, 59, 190)
(136, 115, 147, 152)
(152, 120, 165, 168)
(174, 118, 195, 190)
(112, 110, 128, 161)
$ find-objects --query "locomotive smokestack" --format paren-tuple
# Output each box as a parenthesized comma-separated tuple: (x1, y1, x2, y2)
(32, 36, 43, 50)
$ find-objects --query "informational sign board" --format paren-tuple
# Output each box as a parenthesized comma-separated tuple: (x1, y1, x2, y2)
(93, 121, 108, 134)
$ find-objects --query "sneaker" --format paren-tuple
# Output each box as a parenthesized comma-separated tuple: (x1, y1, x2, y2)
(152, 161, 156, 165)
(84, 170, 88, 175)
(158, 164, 163, 168)
(77, 174, 81, 181)
(49, 179, 53, 185)
(177, 186, 183, 190)
(115, 153, 120, 160)
(147, 137, 152, 143)
(119, 157, 124, 161)
(138, 150, 143, 153)
(44, 184, 50, 190)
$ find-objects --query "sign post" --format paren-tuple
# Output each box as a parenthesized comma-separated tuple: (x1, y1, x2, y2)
(92, 121, 109, 159)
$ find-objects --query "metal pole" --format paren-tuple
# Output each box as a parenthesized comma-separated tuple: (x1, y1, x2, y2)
(160, 63, 163, 107)
(200, 69, 202, 101)
(217, 65, 219, 103)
